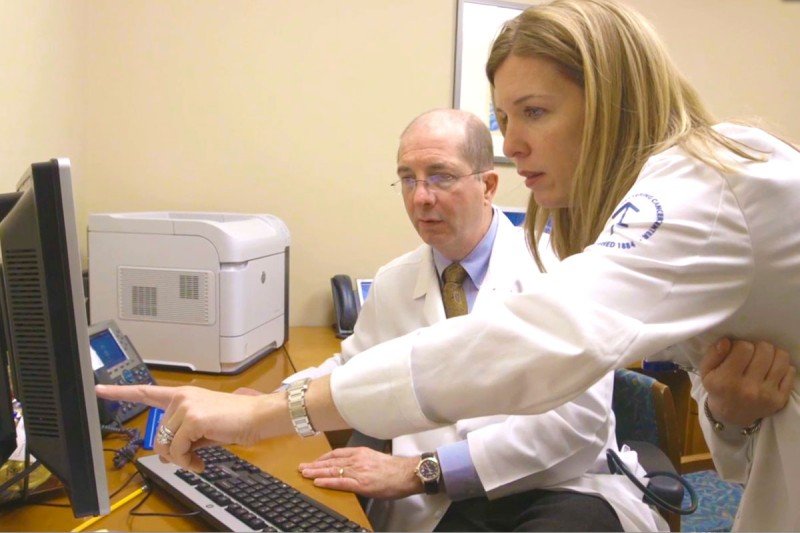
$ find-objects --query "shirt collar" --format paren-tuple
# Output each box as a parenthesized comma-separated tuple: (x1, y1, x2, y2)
(432, 207, 499, 289)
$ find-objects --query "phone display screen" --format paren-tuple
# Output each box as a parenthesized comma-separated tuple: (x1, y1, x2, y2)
(89, 329, 129, 370)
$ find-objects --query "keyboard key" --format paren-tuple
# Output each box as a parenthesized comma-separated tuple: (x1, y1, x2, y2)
(175, 470, 202, 485)
(137, 446, 370, 531)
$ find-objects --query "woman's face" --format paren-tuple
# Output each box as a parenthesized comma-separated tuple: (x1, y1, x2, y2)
(493, 55, 585, 209)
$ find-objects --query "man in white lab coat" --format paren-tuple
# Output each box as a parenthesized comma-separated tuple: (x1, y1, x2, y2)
(290, 109, 664, 531)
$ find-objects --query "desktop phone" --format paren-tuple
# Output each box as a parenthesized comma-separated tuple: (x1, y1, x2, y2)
(89, 319, 155, 423)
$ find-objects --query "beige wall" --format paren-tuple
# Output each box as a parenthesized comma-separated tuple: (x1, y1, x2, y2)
(3, 1, 799, 326)
(0, 1, 86, 194)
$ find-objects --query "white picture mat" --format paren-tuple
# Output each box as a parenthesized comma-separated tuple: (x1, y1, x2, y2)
(454, 0, 532, 162)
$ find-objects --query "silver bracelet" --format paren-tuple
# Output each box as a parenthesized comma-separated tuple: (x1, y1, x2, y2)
(703, 398, 762, 436)
(287, 378, 318, 438)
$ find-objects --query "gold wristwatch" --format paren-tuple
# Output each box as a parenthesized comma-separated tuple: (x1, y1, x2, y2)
(414, 452, 442, 495)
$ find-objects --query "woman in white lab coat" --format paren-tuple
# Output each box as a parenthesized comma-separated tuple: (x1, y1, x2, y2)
(98, 0, 798, 530)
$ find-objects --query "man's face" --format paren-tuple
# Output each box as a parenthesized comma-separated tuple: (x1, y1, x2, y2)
(396, 125, 495, 261)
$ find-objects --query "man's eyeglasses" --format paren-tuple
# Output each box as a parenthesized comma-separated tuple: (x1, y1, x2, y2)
(390, 170, 490, 194)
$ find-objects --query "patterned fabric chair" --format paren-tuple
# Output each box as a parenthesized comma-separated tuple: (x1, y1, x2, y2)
(612, 368, 683, 531)
(680, 469, 743, 532)
(613, 368, 744, 532)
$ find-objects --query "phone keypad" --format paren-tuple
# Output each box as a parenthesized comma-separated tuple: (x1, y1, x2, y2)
(112, 363, 154, 421)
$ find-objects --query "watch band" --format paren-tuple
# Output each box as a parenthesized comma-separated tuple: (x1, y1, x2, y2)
(704, 398, 761, 436)
(287, 378, 318, 438)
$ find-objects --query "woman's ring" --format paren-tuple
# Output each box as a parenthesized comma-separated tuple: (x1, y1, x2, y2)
(338, 467, 345, 478)
(156, 424, 175, 446)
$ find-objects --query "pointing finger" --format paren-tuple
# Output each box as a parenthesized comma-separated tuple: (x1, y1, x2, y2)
(95, 384, 174, 409)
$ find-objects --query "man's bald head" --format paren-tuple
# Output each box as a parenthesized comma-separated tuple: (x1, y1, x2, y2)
(399, 109, 493, 172)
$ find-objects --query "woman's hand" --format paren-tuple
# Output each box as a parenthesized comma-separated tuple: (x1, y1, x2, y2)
(299, 447, 421, 500)
(95, 383, 291, 471)
(700, 339, 796, 427)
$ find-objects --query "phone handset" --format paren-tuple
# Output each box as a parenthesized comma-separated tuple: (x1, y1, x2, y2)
(331, 275, 358, 339)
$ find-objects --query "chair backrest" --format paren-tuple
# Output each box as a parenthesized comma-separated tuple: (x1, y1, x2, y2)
(612, 369, 682, 473)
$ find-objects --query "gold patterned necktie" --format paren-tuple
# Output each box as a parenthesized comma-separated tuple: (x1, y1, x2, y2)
(442, 262, 468, 318)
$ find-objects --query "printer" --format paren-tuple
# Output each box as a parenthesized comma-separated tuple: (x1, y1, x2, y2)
(88, 212, 290, 374)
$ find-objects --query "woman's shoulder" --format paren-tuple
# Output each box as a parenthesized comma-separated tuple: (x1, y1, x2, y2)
(640, 123, 796, 181)
(638, 142, 714, 182)
(713, 122, 795, 151)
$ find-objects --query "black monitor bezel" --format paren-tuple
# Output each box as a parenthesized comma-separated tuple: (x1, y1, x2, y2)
(0, 159, 109, 517)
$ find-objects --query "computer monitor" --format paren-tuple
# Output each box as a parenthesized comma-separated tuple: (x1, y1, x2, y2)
(0, 159, 109, 517)
(0, 274, 16, 466)
(500, 206, 526, 227)
(355, 278, 372, 309)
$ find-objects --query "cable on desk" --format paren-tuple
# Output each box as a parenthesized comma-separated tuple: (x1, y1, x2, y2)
(121, 458, 201, 520)
(286, 350, 298, 373)
(28, 501, 70, 508)
(127, 486, 201, 519)
(0, 450, 55, 508)
(71, 485, 150, 533)
(109, 470, 144, 499)
(29, 469, 146, 510)
(101, 421, 144, 469)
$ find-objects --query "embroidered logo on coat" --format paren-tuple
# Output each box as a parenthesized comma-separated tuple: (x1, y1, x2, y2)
(596, 193, 664, 250)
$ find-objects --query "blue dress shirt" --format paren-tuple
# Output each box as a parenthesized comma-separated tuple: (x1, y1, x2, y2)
(430, 208, 500, 501)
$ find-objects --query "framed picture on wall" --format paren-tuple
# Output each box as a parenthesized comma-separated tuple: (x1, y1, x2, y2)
(453, 0, 534, 163)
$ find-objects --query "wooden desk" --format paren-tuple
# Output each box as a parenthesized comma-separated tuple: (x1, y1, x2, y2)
(0, 342, 369, 532)
(285, 326, 342, 371)
(284, 327, 355, 449)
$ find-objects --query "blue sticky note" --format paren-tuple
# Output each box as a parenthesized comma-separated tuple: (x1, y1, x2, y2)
(143, 407, 164, 450)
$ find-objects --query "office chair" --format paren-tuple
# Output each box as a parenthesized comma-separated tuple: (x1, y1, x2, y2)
(635, 366, 744, 532)
(679, 464, 743, 532)
(612, 368, 684, 531)
(613, 368, 744, 532)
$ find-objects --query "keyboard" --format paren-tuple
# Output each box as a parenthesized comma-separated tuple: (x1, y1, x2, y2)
(137, 446, 370, 532)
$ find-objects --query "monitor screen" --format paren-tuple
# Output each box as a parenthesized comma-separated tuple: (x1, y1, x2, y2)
(0, 159, 109, 517)
(355, 278, 372, 308)
(500, 206, 526, 227)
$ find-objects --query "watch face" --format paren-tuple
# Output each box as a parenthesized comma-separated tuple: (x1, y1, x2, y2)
(418, 458, 440, 482)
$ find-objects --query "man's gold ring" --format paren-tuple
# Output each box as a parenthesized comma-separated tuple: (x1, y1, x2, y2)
(338, 467, 345, 478)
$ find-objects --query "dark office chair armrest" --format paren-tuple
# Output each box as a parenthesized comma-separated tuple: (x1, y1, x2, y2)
(623, 440, 684, 508)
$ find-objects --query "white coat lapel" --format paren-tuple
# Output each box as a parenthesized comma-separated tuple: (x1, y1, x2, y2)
(414, 246, 446, 326)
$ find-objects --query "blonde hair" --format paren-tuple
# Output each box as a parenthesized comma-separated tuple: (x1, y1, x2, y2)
(486, 0, 762, 270)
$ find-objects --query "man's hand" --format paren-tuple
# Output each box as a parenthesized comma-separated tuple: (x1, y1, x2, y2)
(700, 338, 796, 427)
(299, 447, 422, 500)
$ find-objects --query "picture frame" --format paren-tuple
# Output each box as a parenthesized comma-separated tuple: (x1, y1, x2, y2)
(453, 0, 532, 163)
